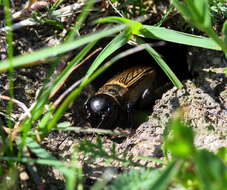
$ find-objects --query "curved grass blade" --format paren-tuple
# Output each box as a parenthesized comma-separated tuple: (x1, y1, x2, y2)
(81, 31, 129, 84)
(65, 0, 95, 42)
(49, 40, 97, 98)
(136, 38, 183, 88)
(0, 24, 126, 72)
(141, 25, 220, 50)
(149, 160, 182, 190)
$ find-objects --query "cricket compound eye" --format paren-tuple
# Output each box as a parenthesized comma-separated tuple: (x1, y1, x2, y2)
(85, 94, 119, 128)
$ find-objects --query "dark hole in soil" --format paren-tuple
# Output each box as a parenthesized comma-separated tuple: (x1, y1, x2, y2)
(93, 41, 191, 89)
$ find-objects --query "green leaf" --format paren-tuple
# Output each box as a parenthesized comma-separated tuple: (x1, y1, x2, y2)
(105, 169, 162, 190)
(196, 150, 227, 190)
(172, 0, 211, 28)
(191, 0, 211, 27)
(41, 19, 64, 29)
(105, 161, 181, 190)
(26, 137, 56, 159)
(127, 20, 142, 36)
(82, 31, 128, 82)
(171, 0, 191, 20)
(95, 16, 142, 36)
(225, 67, 227, 76)
(222, 20, 227, 45)
(172, 0, 227, 54)
(216, 147, 227, 164)
(149, 161, 182, 190)
(166, 117, 196, 158)
(141, 25, 220, 50)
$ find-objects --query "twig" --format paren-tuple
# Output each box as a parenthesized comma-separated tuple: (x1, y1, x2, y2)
(56, 126, 129, 136)
(10, 101, 38, 141)
(0, 18, 37, 32)
(0, 95, 33, 140)
(107, 0, 124, 17)
(0, 95, 31, 117)
(52, 47, 102, 106)
(1, 2, 86, 32)
(53, 78, 83, 107)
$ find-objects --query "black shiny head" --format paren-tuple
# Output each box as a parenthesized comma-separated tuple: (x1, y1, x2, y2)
(84, 94, 119, 128)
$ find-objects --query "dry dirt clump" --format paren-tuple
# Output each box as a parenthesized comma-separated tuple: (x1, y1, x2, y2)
(124, 48, 226, 160)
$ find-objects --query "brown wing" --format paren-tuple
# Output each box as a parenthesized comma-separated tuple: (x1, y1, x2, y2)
(105, 66, 155, 88)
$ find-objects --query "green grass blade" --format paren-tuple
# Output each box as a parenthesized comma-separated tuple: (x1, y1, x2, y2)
(172, 0, 211, 28)
(0, 156, 64, 166)
(49, 40, 97, 98)
(82, 31, 129, 83)
(95, 16, 131, 24)
(136, 38, 183, 88)
(18, 87, 52, 149)
(141, 25, 220, 50)
(222, 20, 227, 45)
(149, 161, 182, 190)
(65, 0, 94, 42)
(4, 0, 14, 131)
(0, 155, 74, 176)
(0, 24, 126, 72)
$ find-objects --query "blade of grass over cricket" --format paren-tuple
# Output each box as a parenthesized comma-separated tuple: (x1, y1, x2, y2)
(136, 38, 183, 88)
(49, 0, 97, 98)
(49, 40, 97, 98)
(81, 31, 129, 85)
(0, 24, 126, 72)
(47, 44, 150, 132)
(18, 42, 96, 139)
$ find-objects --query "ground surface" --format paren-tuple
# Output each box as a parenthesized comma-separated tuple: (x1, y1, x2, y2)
(0, 1, 226, 189)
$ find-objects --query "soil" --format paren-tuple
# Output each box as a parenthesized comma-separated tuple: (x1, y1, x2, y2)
(0, 1, 226, 189)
